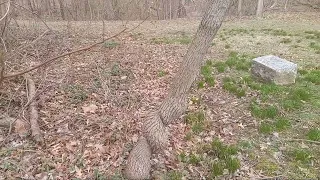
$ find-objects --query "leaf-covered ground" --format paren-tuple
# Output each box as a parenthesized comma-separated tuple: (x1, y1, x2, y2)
(0, 12, 319, 179)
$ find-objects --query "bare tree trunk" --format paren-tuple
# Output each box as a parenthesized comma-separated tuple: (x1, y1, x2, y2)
(104, 0, 115, 20)
(177, 0, 187, 18)
(58, 0, 65, 20)
(238, 0, 243, 16)
(256, 0, 264, 17)
(124, 0, 231, 179)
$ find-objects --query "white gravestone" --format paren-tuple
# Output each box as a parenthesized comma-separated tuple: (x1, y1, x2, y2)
(251, 55, 297, 85)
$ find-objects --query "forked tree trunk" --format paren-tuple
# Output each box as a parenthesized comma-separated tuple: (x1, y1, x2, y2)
(124, 0, 231, 179)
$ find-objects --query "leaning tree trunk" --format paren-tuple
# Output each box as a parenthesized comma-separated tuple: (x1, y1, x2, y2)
(124, 0, 231, 179)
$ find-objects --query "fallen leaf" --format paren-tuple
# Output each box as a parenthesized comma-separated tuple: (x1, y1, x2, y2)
(132, 134, 139, 142)
(82, 104, 98, 113)
(14, 119, 29, 138)
(75, 166, 82, 178)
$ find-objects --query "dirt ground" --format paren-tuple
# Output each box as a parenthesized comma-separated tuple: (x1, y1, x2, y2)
(0, 12, 319, 179)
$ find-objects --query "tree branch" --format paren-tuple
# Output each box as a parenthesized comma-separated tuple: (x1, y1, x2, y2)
(0, 51, 4, 85)
(3, 28, 126, 79)
(0, 0, 10, 22)
(26, 74, 43, 142)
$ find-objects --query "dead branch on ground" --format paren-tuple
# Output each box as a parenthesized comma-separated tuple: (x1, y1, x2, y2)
(25, 74, 43, 143)
(0, 51, 5, 85)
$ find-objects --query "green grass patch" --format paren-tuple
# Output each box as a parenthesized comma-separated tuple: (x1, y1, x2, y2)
(238, 140, 254, 150)
(197, 81, 205, 89)
(94, 169, 107, 180)
(213, 62, 227, 73)
(274, 118, 291, 131)
(280, 38, 292, 44)
(189, 153, 202, 165)
(111, 63, 121, 76)
(225, 52, 252, 71)
(303, 69, 320, 84)
(250, 102, 278, 119)
(307, 128, 320, 141)
(309, 42, 320, 51)
(104, 40, 120, 48)
(282, 99, 303, 111)
(158, 70, 168, 77)
(258, 83, 282, 95)
(288, 88, 312, 101)
(290, 149, 313, 163)
(200, 139, 240, 178)
(178, 152, 202, 165)
(281, 87, 313, 110)
(259, 122, 274, 134)
(256, 158, 279, 176)
(304, 30, 320, 40)
(200, 65, 212, 77)
(64, 84, 88, 104)
(166, 170, 184, 180)
(259, 118, 291, 134)
(227, 28, 250, 36)
(271, 29, 288, 36)
(222, 77, 246, 98)
(205, 76, 215, 87)
(185, 111, 205, 134)
(199, 63, 215, 87)
(184, 131, 193, 141)
(151, 35, 192, 45)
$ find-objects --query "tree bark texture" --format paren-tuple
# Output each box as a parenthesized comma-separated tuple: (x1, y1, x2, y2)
(124, 0, 231, 179)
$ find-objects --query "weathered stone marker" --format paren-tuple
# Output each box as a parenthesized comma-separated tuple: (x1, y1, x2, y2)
(251, 55, 297, 85)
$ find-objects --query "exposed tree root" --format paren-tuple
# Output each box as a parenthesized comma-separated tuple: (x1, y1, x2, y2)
(124, 0, 232, 179)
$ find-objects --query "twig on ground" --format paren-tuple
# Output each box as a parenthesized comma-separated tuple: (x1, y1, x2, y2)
(26, 74, 43, 143)
(0, 51, 4, 85)
(285, 138, 320, 145)
(0, 37, 7, 52)
(22, 85, 50, 111)
(256, 175, 284, 180)
(0, 0, 10, 22)
(3, 28, 126, 79)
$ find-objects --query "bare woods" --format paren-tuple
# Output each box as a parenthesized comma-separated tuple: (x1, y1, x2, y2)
(1, 0, 319, 21)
